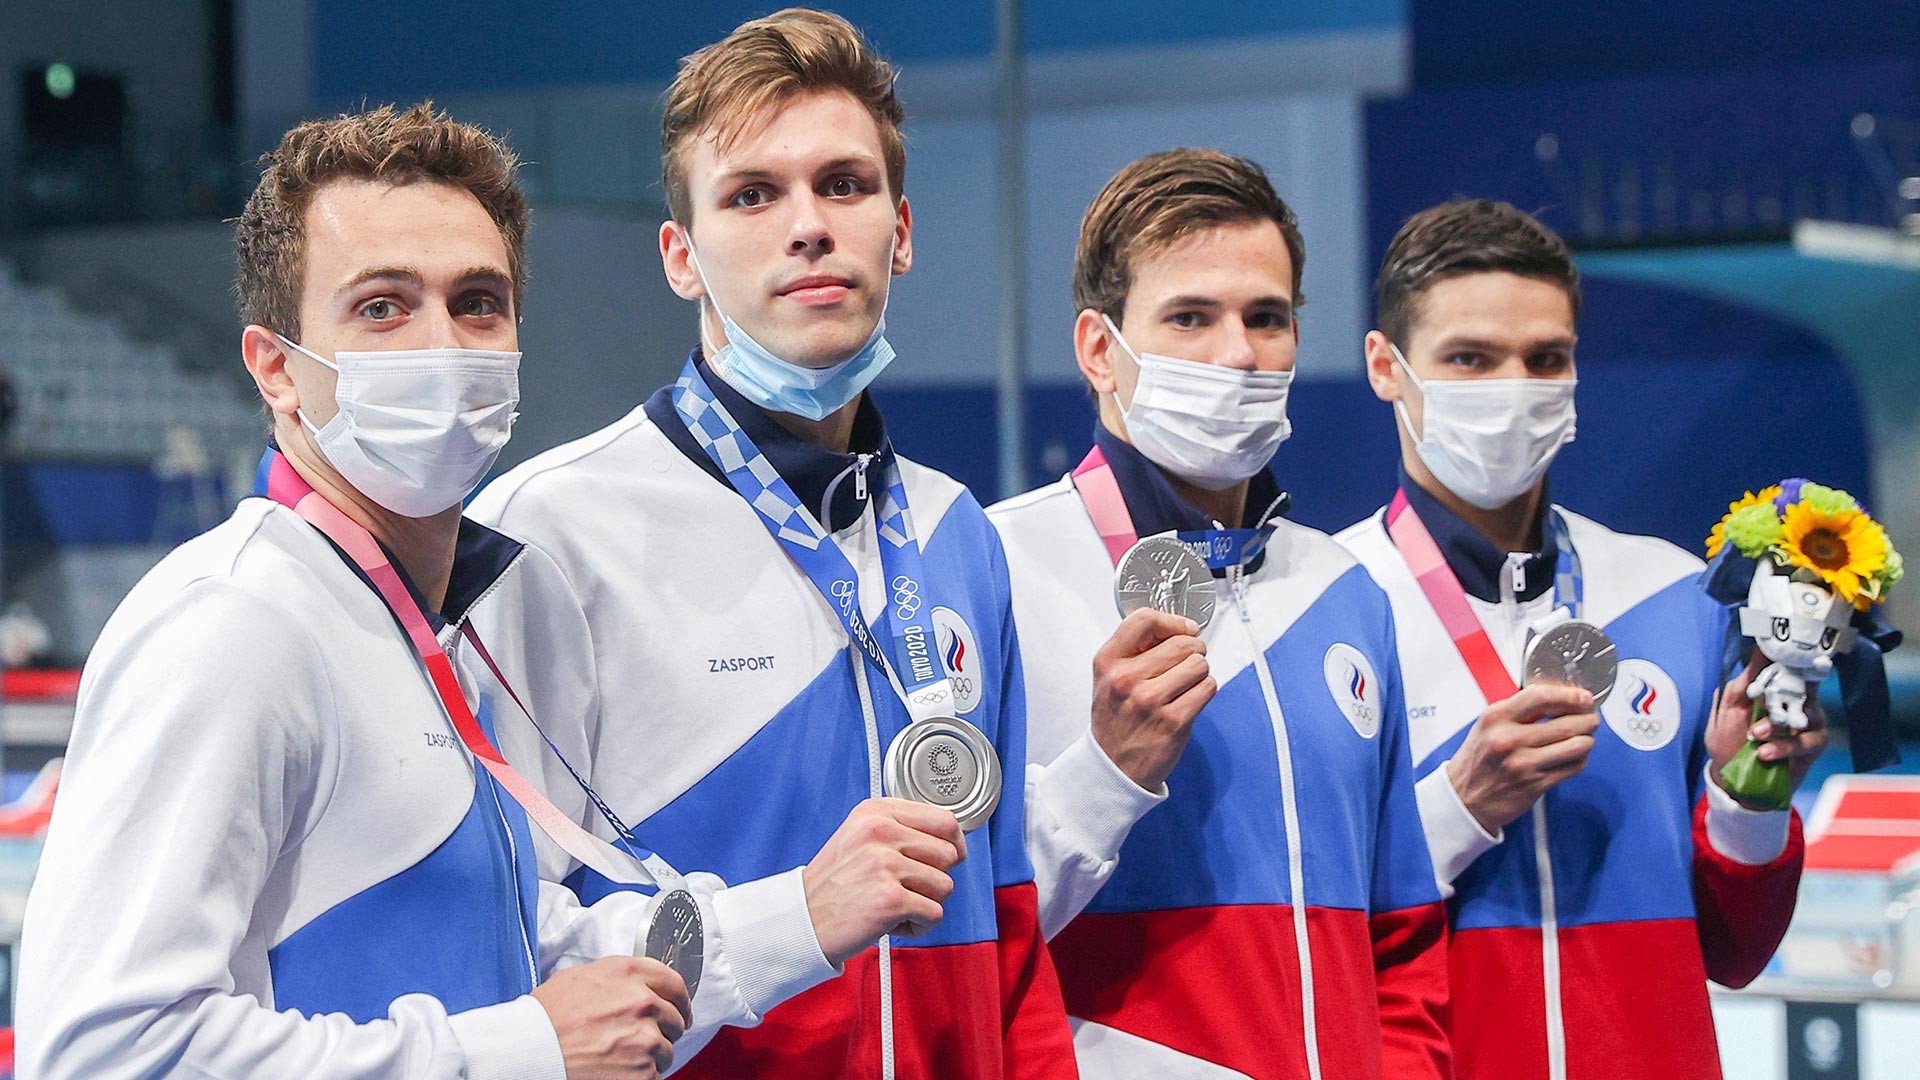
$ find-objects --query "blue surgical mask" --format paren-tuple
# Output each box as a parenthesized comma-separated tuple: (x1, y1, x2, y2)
(688, 241, 897, 421)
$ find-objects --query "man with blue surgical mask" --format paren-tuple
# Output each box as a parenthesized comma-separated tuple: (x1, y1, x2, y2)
(18, 104, 736, 1080)
(1336, 198, 1824, 1080)
(989, 148, 1450, 1080)
(464, 10, 1076, 1078)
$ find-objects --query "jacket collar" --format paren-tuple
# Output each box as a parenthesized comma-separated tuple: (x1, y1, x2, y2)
(1091, 422, 1287, 574)
(646, 346, 891, 533)
(251, 444, 525, 632)
(1396, 463, 1557, 604)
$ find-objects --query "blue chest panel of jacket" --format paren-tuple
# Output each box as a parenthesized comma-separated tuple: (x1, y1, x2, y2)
(268, 700, 541, 1021)
(1088, 565, 1428, 916)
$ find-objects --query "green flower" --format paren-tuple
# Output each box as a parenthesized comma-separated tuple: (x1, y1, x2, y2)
(1799, 483, 1860, 516)
(1723, 502, 1785, 558)
(1884, 546, 1905, 587)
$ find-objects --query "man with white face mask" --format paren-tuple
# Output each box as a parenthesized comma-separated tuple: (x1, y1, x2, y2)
(989, 149, 1449, 1080)
(1336, 199, 1824, 1080)
(464, 10, 1076, 1078)
(17, 105, 743, 1080)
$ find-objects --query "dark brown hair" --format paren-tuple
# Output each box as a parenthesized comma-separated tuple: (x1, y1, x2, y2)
(1375, 198, 1579, 345)
(1074, 148, 1305, 321)
(234, 102, 528, 340)
(661, 8, 905, 225)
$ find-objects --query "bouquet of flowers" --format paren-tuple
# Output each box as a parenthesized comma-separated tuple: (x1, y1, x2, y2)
(1704, 479, 1903, 809)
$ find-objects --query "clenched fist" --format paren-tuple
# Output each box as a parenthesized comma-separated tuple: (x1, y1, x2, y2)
(803, 798, 967, 963)
(531, 955, 690, 1079)
(1091, 607, 1217, 792)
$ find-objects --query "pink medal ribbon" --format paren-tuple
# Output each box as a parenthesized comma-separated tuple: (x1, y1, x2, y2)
(1384, 488, 1520, 704)
(1071, 446, 1142, 568)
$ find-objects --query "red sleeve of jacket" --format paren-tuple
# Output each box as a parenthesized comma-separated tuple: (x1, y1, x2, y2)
(1372, 900, 1452, 1079)
(995, 881, 1080, 1078)
(1691, 795, 1805, 988)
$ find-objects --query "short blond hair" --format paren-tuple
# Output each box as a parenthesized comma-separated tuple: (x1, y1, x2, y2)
(234, 103, 527, 341)
(661, 8, 905, 225)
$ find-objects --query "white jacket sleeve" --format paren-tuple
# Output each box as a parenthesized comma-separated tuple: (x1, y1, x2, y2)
(474, 545, 839, 1070)
(536, 866, 837, 1072)
(1413, 764, 1504, 897)
(1025, 729, 1167, 938)
(17, 578, 565, 1080)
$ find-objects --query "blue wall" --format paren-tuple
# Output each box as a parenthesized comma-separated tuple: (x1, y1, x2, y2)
(1367, 56, 1920, 257)
(1412, 0, 1920, 88)
(311, 0, 1404, 104)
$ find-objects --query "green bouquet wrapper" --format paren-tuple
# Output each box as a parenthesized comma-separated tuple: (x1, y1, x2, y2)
(1719, 710, 1793, 811)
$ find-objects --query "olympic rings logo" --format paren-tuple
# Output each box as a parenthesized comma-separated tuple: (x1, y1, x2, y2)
(831, 579, 858, 612)
(892, 575, 922, 620)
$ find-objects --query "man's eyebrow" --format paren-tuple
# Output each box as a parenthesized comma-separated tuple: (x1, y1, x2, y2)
(1155, 295, 1224, 312)
(334, 266, 422, 298)
(814, 154, 880, 174)
(1152, 294, 1294, 312)
(710, 154, 882, 188)
(1432, 334, 1576, 352)
(452, 267, 514, 290)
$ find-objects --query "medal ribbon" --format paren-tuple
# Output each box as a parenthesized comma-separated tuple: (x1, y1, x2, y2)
(262, 450, 682, 892)
(1069, 445, 1281, 571)
(1384, 488, 1582, 705)
(671, 361, 960, 722)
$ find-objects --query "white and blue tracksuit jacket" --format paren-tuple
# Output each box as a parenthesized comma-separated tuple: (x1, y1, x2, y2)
(464, 352, 1077, 1079)
(18, 484, 762, 1079)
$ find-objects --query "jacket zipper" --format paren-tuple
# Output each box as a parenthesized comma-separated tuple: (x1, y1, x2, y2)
(1230, 567, 1322, 1080)
(1501, 560, 1566, 1080)
(853, 453, 873, 503)
(851, 641, 896, 1080)
(486, 772, 541, 988)
(448, 642, 540, 991)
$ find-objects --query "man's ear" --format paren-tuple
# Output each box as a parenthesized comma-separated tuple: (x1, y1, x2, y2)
(660, 219, 705, 302)
(891, 196, 913, 275)
(1363, 329, 1404, 404)
(241, 325, 301, 419)
(1074, 309, 1119, 396)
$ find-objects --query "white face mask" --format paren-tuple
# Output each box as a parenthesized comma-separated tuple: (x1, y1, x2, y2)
(280, 335, 521, 517)
(1106, 314, 1294, 491)
(1390, 343, 1576, 510)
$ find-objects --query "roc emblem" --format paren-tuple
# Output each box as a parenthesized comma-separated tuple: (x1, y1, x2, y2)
(1322, 643, 1381, 739)
(931, 606, 983, 715)
(1601, 658, 1680, 752)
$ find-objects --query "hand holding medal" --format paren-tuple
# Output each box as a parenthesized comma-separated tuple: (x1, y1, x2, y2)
(1090, 607, 1216, 792)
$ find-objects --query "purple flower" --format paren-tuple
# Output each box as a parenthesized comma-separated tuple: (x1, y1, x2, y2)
(1775, 478, 1808, 513)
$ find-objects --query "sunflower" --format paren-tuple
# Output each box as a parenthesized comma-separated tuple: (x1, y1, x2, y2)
(1780, 499, 1889, 608)
(1705, 486, 1782, 559)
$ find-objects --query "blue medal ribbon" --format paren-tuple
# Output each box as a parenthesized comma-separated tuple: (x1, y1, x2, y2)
(1168, 526, 1277, 572)
(1548, 511, 1584, 618)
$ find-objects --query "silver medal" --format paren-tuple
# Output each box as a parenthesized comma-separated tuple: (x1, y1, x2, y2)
(883, 716, 1002, 832)
(643, 887, 705, 1001)
(1522, 619, 1619, 705)
(1114, 535, 1215, 629)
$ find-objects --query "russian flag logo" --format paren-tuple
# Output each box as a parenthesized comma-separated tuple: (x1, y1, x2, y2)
(1630, 678, 1657, 716)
